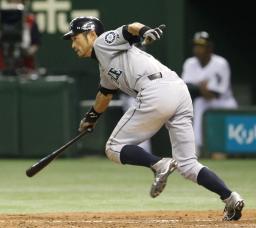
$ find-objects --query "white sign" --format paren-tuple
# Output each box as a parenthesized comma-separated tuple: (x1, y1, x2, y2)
(228, 124, 256, 145)
(31, 0, 99, 33)
(0, 0, 99, 34)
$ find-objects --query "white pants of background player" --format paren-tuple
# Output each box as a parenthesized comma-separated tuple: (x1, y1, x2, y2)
(106, 75, 204, 183)
(120, 93, 152, 153)
(193, 97, 237, 149)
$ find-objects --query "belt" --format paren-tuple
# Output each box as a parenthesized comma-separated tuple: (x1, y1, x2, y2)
(148, 72, 162, 80)
(134, 72, 163, 93)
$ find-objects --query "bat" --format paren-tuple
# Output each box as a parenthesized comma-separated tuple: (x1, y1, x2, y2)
(26, 129, 92, 177)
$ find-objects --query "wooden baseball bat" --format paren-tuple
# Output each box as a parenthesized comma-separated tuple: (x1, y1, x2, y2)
(26, 129, 92, 177)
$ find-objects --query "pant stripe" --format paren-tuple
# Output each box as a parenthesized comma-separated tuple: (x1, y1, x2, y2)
(109, 98, 142, 146)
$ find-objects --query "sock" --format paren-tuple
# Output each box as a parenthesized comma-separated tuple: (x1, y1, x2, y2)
(197, 167, 232, 200)
(120, 145, 161, 168)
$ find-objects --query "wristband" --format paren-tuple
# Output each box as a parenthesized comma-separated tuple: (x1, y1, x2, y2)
(84, 106, 102, 123)
(139, 26, 151, 37)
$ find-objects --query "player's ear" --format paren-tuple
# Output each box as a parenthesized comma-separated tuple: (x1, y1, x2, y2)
(206, 44, 213, 53)
(208, 42, 214, 52)
(87, 30, 97, 42)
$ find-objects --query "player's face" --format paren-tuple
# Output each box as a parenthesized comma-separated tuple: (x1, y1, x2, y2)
(193, 45, 211, 61)
(71, 33, 94, 58)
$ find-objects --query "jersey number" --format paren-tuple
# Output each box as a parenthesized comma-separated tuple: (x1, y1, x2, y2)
(108, 68, 122, 83)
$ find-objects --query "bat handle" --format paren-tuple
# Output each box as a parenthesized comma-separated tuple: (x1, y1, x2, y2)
(86, 128, 93, 133)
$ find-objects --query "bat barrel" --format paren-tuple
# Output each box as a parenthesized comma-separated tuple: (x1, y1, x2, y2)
(26, 152, 58, 177)
(25, 129, 91, 177)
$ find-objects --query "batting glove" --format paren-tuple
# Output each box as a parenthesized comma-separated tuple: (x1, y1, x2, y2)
(139, 24, 166, 45)
(78, 106, 102, 132)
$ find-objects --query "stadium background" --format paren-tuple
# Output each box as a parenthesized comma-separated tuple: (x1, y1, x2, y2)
(0, 0, 255, 226)
(1, 0, 256, 157)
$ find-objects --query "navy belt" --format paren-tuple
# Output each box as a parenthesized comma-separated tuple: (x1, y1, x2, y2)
(148, 72, 162, 80)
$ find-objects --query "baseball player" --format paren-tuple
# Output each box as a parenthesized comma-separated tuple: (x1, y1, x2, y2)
(63, 17, 244, 221)
(182, 31, 237, 151)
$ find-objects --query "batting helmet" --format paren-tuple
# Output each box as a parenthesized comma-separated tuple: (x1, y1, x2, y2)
(63, 16, 104, 40)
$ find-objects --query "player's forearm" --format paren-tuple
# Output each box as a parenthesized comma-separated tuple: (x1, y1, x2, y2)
(127, 23, 145, 36)
(199, 81, 219, 100)
(78, 91, 112, 132)
(93, 91, 113, 113)
(201, 90, 219, 100)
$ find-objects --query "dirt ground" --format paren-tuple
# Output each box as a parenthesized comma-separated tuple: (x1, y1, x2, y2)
(0, 210, 255, 228)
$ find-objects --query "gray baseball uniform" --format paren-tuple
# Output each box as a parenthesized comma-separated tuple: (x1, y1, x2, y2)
(93, 26, 204, 182)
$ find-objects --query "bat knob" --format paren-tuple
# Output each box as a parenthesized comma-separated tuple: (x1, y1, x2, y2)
(86, 128, 93, 133)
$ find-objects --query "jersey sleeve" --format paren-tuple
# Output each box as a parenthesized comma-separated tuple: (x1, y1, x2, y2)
(207, 60, 230, 94)
(94, 26, 132, 57)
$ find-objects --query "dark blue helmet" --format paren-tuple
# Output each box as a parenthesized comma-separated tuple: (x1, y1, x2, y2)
(63, 16, 104, 40)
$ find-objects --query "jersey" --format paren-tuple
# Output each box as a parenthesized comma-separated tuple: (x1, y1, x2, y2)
(93, 26, 179, 97)
(181, 54, 234, 100)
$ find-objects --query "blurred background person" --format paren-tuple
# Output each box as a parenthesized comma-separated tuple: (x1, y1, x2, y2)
(181, 31, 237, 154)
(0, 0, 41, 76)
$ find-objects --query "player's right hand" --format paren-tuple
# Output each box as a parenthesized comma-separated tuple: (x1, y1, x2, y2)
(142, 24, 166, 45)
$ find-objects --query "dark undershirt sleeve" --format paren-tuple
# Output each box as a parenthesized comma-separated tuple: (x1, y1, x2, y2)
(186, 83, 201, 100)
(186, 83, 220, 101)
(122, 25, 141, 45)
(98, 85, 118, 95)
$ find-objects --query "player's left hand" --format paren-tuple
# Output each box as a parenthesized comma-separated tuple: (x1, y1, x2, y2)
(78, 118, 95, 132)
(142, 24, 166, 45)
(78, 108, 101, 132)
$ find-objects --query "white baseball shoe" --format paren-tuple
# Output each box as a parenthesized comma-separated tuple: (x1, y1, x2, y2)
(223, 192, 244, 221)
(150, 158, 177, 198)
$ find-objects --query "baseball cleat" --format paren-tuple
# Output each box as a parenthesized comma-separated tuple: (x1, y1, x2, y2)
(150, 158, 177, 198)
(223, 192, 244, 221)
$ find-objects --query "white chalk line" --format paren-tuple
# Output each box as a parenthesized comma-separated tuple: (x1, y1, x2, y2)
(0, 218, 255, 225)
(0, 219, 206, 224)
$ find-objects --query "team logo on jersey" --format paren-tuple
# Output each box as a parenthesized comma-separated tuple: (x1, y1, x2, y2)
(108, 68, 122, 84)
(104, 31, 116, 44)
